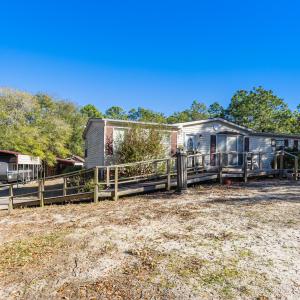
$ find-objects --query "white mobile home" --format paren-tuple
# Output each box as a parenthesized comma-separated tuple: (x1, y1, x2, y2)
(83, 118, 300, 169)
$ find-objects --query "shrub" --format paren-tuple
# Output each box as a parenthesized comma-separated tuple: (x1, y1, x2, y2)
(114, 125, 169, 176)
(115, 125, 168, 163)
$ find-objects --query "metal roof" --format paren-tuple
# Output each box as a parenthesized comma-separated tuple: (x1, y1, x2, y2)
(0, 150, 20, 156)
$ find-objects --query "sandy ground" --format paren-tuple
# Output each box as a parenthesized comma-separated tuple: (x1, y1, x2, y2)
(0, 179, 299, 300)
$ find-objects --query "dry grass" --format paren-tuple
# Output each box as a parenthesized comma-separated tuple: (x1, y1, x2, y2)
(0, 179, 300, 299)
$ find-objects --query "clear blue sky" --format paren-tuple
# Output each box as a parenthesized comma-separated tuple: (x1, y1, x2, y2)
(1, 0, 300, 114)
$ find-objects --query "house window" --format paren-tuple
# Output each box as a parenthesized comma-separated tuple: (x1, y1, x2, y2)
(294, 140, 299, 151)
(275, 139, 284, 150)
(187, 137, 194, 151)
(161, 132, 171, 154)
(8, 163, 17, 171)
(113, 128, 128, 151)
(185, 134, 197, 152)
(84, 149, 88, 158)
(271, 139, 276, 148)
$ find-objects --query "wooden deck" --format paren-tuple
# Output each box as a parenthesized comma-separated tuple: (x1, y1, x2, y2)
(2, 151, 298, 210)
(6, 169, 281, 210)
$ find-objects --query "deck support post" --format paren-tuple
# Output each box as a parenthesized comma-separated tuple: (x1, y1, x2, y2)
(63, 177, 67, 197)
(273, 152, 278, 178)
(94, 167, 99, 203)
(8, 184, 14, 213)
(39, 180, 44, 207)
(219, 153, 223, 184)
(243, 152, 248, 183)
(106, 166, 110, 188)
(202, 154, 205, 168)
(166, 158, 171, 191)
(113, 166, 119, 200)
(294, 157, 298, 181)
(258, 152, 262, 170)
(274, 152, 278, 170)
(176, 149, 187, 193)
(279, 151, 284, 179)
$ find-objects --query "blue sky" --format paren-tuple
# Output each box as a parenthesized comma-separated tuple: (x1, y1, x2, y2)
(0, 0, 300, 114)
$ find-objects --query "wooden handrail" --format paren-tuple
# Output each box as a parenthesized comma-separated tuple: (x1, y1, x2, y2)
(103, 157, 169, 169)
(283, 150, 298, 159)
(45, 167, 94, 180)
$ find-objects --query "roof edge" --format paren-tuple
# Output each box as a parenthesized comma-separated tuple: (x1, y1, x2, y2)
(251, 132, 300, 139)
(83, 118, 178, 138)
(174, 118, 255, 133)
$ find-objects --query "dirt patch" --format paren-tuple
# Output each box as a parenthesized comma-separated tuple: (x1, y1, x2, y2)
(0, 179, 299, 299)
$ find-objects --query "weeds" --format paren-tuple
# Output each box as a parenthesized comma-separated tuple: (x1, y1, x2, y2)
(0, 231, 69, 272)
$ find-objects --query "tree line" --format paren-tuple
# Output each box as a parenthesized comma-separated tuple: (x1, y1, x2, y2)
(0, 87, 299, 164)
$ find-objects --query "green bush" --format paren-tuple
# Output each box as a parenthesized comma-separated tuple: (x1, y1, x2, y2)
(114, 125, 169, 176)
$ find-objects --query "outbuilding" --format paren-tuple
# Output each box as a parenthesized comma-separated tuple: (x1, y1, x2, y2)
(0, 150, 42, 183)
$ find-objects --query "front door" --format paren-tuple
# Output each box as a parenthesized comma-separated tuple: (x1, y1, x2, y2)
(227, 136, 238, 166)
(185, 134, 196, 152)
(217, 135, 243, 166)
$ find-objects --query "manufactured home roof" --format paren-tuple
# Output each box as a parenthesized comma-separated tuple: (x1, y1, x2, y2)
(83, 117, 300, 139)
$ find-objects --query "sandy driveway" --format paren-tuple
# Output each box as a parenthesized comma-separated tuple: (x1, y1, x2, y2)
(0, 179, 299, 299)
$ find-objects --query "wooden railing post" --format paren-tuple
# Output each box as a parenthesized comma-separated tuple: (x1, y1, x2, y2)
(166, 159, 171, 191)
(193, 153, 196, 172)
(113, 166, 119, 200)
(176, 150, 187, 193)
(63, 177, 67, 197)
(94, 167, 99, 203)
(106, 166, 110, 188)
(219, 153, 223, 184)
(274, 152, 278, 170)
(39, 180, 44, 207)
(243, 152, 248, 183)
(294, 157, 298, 181)
(280, 151, 284, 178)
(8, 184, 14, 213)
(258, 152, 262, 170)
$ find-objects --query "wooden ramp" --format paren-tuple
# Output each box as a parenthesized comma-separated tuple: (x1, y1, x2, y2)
(3, 151, 298, 210)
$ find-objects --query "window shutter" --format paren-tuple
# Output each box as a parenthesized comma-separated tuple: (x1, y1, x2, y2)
(284, 139, 289, 148)
(294, 140, 299, 151)
(244, 137, 250, 152)
(210, 135, 216, 166)
(105, 127, 114, 155)
(170, 132, 178, 156)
